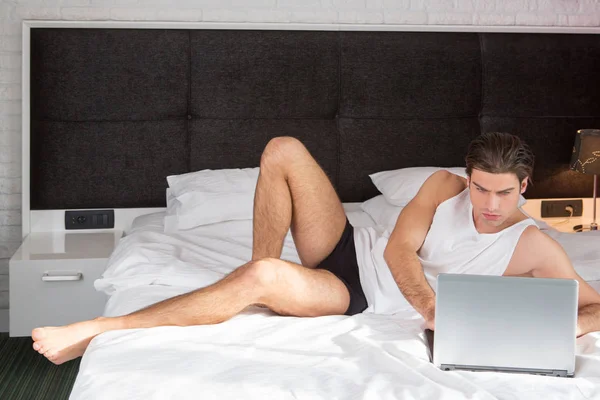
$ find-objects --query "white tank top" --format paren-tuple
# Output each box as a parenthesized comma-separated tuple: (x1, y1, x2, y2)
(354, 188, 538, 315)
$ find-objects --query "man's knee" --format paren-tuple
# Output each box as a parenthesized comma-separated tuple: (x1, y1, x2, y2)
(240, 258, 280, 290)
(261, 136, 307, 171)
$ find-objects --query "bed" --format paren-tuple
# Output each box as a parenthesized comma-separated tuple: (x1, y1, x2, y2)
(23, 22, 600, 399)
(67, 202, 600, 400)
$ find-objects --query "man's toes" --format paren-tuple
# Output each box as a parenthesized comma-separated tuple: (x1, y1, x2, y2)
(31, 328, 47, 341)
(33, 342, 46, 354)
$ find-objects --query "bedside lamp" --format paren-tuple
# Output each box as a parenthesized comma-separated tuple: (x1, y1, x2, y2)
(570, 129, 600, 231)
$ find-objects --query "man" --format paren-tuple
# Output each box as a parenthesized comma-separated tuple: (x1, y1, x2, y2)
(32, 133, 600, 365)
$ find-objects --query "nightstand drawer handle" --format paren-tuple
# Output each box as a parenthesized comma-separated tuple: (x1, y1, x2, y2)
(41, 272, 82, 282)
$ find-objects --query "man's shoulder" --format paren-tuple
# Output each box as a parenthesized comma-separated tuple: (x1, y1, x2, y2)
(507, 225, 564, 276)
(428, 169, 466, 183)
(519, 224, 550, 242)
(423, 170, 468, 207)
(517, 225, 564, 259)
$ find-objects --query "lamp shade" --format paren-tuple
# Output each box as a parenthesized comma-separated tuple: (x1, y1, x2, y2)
(570, 129, 600, 175)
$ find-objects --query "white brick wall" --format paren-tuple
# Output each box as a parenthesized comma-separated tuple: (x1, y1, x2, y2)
(0, 0, 599, 322)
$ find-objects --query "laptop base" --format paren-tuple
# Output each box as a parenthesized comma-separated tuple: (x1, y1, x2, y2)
(440, 364, 572, 378)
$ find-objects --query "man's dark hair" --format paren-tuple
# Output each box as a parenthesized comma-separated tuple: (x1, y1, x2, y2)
(465, 132, 535, 184)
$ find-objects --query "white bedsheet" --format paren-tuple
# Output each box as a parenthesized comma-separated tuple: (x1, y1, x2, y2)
(70, 208, 600, 400)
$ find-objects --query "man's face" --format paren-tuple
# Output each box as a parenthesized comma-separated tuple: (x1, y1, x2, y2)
(467, 168, 527, 228)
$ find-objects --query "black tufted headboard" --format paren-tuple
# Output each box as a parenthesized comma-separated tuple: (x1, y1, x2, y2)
(29, 28, 600, 210)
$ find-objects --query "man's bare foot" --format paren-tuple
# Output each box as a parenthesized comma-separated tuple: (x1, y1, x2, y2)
(31, 318, 114, 365)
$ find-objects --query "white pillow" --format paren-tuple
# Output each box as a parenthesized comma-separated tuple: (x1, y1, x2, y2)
(175, 191, 255, 230)
(164, 168, 259, 232)
(128, 211, 165, 234)
(164, 188, 182, 233)
(166, 167, 259, 197)
(370, 166, 467, 207)
(360, 195, 403, 232)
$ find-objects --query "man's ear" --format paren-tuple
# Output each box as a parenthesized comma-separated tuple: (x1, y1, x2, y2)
(520, 177, 528, 194)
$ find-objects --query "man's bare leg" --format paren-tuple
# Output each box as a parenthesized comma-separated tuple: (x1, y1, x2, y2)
(252, 137, 347, 267)
(32, 257, 349, 365)
(33, 137, 351, 365)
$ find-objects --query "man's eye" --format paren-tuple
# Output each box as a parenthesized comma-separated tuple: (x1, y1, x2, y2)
(476, 187, 485, 192)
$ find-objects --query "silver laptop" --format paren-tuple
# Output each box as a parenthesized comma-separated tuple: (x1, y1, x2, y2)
(425, 273, 578, 378)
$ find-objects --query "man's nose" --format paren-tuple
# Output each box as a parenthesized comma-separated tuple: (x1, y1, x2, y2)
(485, 195, 499, 211)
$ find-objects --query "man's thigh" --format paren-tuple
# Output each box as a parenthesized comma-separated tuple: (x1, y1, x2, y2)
(262, 136, 347, 268)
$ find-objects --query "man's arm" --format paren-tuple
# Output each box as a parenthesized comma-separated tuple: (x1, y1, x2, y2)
(383, 171, 465, 326)
(511, 228, 600, 337)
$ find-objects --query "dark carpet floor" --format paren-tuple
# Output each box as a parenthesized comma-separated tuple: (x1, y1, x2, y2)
(0, 333, 80, 400)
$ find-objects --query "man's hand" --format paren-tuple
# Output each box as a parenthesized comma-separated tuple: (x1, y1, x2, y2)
(424, 306, 435, 330)
(425, 318, 435, 331)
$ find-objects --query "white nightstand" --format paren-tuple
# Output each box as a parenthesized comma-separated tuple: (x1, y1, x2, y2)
(9, 230, 122, 337)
